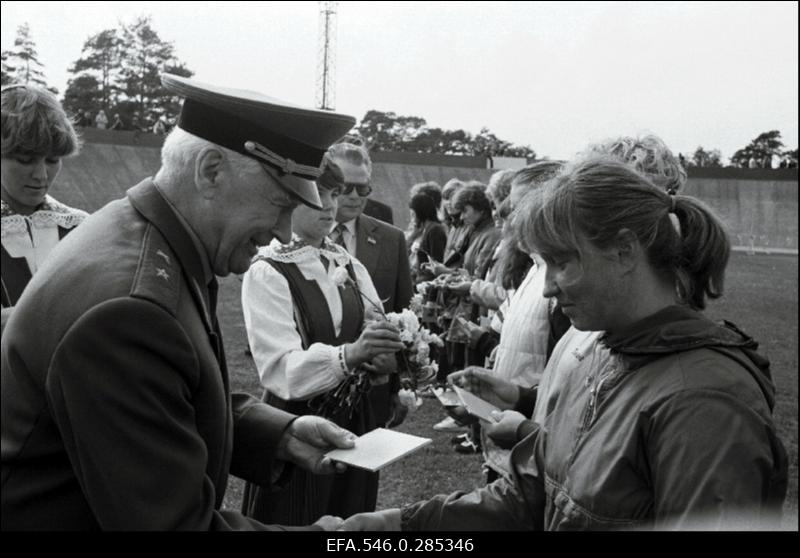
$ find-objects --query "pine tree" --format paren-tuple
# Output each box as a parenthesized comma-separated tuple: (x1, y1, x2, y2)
(8, 23, 48, 87)
(118, 16, 193, 128)
(731, 131, 785, 168)
(66, 29, 123, 115)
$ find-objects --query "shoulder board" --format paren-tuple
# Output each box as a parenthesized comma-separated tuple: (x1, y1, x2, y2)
(130, 224, 181, 316)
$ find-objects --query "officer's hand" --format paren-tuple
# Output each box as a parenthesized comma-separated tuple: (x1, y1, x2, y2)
(340, 509, 402, 531)
(277, 416, 356, 474)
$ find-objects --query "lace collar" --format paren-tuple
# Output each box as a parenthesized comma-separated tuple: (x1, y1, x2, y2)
(259, 235, 351, 266)
(1, 195, 89, 238)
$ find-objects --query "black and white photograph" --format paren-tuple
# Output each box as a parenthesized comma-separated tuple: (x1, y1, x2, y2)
(1, 1, 797, 534)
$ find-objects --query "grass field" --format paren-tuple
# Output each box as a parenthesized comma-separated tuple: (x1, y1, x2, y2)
(218, 252, 798, 528)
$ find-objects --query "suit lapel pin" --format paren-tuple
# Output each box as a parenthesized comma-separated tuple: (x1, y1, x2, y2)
(367, 236, 377, 245)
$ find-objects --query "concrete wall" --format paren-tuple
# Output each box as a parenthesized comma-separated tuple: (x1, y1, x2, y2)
(683, 178, 798, 253)
(51, 142, 162, 211)
(51, 134, 798, 252)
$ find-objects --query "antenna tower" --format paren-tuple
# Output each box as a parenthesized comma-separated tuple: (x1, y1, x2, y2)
(316, 1, 338, 111)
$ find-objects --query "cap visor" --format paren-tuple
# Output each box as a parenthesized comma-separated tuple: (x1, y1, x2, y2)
(261, 164, 322, 210)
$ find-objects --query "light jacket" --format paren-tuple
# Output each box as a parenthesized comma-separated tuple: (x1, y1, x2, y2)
(401, 306, 788, 530)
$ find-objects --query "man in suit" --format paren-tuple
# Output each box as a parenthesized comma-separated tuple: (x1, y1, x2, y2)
(328, 142, 413, 427)
(1, 74, 359, 531)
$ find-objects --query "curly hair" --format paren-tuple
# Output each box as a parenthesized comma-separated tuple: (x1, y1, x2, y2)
(485, 169, 516, 206)
(579, 134, 686, 193)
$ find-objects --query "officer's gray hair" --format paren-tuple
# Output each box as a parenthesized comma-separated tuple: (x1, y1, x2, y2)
(157, 127, 262, 184)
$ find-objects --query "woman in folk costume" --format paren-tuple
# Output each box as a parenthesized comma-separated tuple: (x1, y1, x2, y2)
(240, 158, 404, 526)
(1, 84, 87, 332)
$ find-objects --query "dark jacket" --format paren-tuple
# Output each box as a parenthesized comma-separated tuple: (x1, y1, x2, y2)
(354, 214, 412, 314)
(1, 179, 300, 531)
(410, 221, 447, 283)
(462, 217, 501, 280)
(353, 213, 413, 426)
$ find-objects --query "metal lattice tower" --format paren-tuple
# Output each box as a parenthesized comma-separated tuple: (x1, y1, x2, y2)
(316, 1, 338, 111)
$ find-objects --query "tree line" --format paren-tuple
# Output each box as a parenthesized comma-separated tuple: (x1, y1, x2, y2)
(1, 19, 797, 166)
(2, 17, 192, 133)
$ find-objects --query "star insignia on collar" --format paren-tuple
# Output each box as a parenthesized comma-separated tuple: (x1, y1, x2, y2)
(156, 268, 170, 281)
(156, 249, 171, 265)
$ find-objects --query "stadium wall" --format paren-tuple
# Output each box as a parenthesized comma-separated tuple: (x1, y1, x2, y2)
(51, 132, 798, 253)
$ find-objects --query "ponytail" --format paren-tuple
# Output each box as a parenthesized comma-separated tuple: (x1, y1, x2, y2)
(670, 195, 730, 309)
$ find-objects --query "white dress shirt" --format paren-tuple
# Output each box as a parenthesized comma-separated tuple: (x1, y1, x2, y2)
(241, 237, 382, 401)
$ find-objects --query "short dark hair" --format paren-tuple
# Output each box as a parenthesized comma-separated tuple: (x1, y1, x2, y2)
(410, 181, 442, 208)
(452, 183, 492, 217)
(410, 192, 439, 224)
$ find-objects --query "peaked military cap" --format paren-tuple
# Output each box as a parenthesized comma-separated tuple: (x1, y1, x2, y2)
(161, 73, 356, 209)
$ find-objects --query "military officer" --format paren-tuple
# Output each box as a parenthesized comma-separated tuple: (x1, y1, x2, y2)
(1, 74, 358, 530)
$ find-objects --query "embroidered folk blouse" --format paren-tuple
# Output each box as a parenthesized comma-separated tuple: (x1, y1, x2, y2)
(241, 237, 382, 401)
(1, 195, 88, 307)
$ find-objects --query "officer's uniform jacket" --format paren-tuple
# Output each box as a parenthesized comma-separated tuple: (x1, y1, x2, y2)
(1, 179, 298, 530)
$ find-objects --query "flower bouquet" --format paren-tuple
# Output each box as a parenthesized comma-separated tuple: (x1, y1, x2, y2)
(309, 265, 444, 420)
(415, 270, 472, 340)
(384, 309, 444, 392)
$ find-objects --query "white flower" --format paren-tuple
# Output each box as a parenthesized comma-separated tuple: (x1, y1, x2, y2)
(399, 329, 414, 344)
(332, 266, 350, 287)
(400, 309, 420, 333)
(398, 388, 423, 413)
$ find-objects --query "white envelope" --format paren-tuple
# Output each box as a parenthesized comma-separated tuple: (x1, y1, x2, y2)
(325, 428, 432, 472)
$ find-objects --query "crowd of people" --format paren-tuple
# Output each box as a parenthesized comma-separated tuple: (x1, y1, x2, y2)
(0, 79, 790, 531)
(74, 107, 172, 135)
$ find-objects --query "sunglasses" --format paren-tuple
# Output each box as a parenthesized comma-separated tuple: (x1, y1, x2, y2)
(342, 182, 372, 196)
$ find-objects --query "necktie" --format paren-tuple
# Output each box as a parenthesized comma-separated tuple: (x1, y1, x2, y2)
(332, 223, 348, 252)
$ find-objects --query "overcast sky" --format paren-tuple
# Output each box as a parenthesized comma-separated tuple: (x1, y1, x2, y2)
(2, 1, 798, 161)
